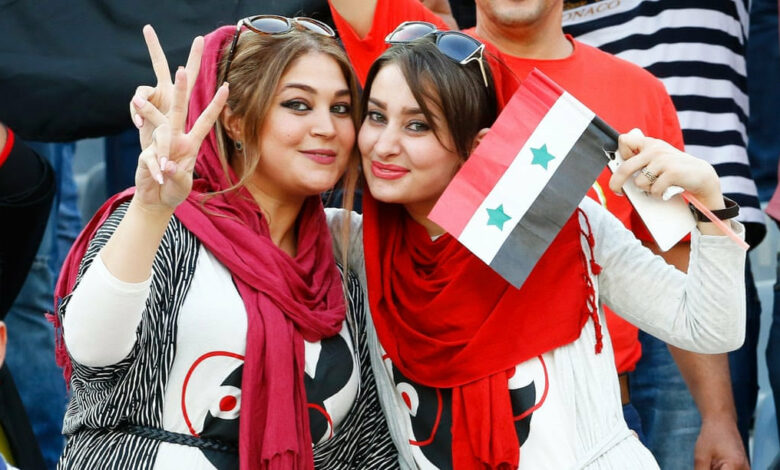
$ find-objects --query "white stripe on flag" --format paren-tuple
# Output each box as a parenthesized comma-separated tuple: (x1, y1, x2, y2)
(457, 92, 595, 265)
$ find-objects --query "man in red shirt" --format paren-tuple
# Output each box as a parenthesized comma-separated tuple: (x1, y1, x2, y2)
(328, 0, 748, 467)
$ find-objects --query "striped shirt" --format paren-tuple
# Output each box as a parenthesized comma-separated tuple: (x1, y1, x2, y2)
(563, 0, 766, 246)
(57, 203, 397, 469)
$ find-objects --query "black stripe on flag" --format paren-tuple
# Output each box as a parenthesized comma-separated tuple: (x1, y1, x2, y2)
(490, 117, 614, 289)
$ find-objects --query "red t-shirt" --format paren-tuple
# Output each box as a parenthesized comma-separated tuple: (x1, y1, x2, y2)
(330, 0, 685, 373)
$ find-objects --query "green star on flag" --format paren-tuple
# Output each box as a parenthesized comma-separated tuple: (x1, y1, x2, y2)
(486, 204, 511, 230)
(531, 144, 555, 170)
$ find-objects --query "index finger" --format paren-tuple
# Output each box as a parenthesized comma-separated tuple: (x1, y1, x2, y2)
(189, 83, 229, 144)
(184, 36, 204, 102)
(143, 25, 172, 87)
(617, 128, 645, 161)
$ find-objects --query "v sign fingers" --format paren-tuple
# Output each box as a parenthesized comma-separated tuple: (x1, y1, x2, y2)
(183, 36, 204, 104)
(189, 83, 229, 145)
(143, 25, 172, 87)
(133, 26, 204, 150)
(169, 68, 188, 137)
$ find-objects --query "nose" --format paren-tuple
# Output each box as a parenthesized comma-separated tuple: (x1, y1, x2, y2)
(372, 125, 401, 159)
(310, 108, 337, 139)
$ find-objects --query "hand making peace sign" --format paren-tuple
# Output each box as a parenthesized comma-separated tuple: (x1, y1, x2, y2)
(129, 26, 229, 212)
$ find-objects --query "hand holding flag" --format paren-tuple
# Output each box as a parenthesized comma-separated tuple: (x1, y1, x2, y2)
(429, 69, 745, 290)
(610, 129, 747, 250)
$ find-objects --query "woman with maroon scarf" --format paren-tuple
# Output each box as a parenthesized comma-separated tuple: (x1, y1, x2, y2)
(323, 29, 747, 469)
(52, 21, 396, 470)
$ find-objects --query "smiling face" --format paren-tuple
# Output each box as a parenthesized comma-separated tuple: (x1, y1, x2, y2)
(359, 64, 463, 220)
(241, 52, 355, 201)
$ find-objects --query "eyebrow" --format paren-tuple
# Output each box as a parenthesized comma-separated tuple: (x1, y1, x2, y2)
(368, 97, 423, 115)
(283, 82, 351, 98)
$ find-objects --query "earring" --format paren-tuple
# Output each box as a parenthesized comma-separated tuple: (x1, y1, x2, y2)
(234, 140, 243, 151)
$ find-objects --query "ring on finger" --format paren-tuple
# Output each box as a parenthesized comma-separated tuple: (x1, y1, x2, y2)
(640, 167, 658, 184)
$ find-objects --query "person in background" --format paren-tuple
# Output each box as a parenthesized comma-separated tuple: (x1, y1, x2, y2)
(559, 1, 760, 467)
(0, 122, 52, 469)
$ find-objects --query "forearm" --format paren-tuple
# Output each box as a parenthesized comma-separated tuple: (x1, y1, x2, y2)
(63, 199, 172, 366)
(597, 200, 745, 352)
(669, 347, 737, 421)
(660, 241, 738, 422)
(101, 197, 174, 283)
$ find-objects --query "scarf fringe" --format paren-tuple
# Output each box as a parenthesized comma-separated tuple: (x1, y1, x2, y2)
(46, 299, 72, 389)
(576, 208, 603, 354)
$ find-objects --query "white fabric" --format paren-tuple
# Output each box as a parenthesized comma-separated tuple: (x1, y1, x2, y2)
(326, 197, 746, 469)
(63, 252, 150, 366)
(65, 245, 360, 468)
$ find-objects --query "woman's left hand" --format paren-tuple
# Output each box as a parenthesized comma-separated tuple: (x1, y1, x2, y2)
(608, 128, 725, 210)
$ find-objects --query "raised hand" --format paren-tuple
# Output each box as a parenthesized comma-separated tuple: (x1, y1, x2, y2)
(609, 128, 724, 210)
(133, 68, 228, 212)
(130, 25, 204, 150)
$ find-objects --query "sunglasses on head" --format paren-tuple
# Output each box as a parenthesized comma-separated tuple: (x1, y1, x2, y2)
(385, 21, 489, 87)
(222, 15, 336, 82)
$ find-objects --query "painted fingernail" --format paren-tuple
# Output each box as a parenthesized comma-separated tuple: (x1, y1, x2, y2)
(133, 114, 144, 128)
(132, 95, 146, 109)
(157, 173, 164, 185)
(160, 157, 168, 169)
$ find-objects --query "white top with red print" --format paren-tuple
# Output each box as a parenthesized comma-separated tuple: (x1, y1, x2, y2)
(65, 246, 359, 470)
(327, 196, 746, 469)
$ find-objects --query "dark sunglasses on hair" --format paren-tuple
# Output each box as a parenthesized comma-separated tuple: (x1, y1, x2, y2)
(385, 21, 488, 87)
(222, 15, 336, 82)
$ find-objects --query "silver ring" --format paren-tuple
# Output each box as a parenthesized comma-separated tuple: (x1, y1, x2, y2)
(640, 167, 658, 184)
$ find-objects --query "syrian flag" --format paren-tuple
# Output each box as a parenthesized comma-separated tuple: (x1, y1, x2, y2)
(429, 68, 618, 289)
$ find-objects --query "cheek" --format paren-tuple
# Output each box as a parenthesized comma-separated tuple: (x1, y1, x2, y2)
(357, 125, 375, 157)
(337, 120, 356, 148)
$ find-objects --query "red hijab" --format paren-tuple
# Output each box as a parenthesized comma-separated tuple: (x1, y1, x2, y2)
(54, 26, 346, 470)
(363, 180, 601, 467)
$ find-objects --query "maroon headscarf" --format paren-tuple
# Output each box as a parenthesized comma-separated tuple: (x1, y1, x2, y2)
(54, 26, 346, 470)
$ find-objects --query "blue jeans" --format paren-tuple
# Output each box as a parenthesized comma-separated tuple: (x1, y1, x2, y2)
(5, 142, 81, 469)
(729, 258, 761, 454)
(104, 128, 140, 196)
(630, 331, 700, 469)
(767, 251, 780, 440)
(622, 402, 647, 445)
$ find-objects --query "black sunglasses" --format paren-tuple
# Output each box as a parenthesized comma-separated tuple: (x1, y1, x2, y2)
(222, 15, 336, 82)
(385, 21, 489, 87)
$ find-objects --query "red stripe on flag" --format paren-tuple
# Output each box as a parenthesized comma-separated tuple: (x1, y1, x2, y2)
(429, 69, 564, 237)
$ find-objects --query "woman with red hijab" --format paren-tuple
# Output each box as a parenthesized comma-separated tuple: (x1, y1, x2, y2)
(53, 21, 396, 469)
(324, 29, 747, 469)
